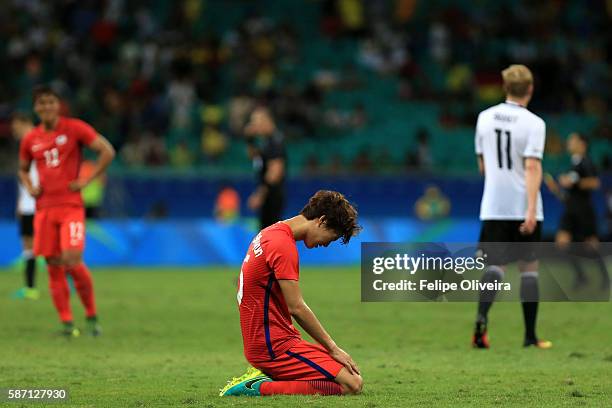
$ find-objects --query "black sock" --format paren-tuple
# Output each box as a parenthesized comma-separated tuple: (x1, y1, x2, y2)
(570, 255, 587, 284)
(560, 245, 587, 284)
(595, 256, 610, 287)
(584, 245, 610, 286)
(520, 272, 539, 342)
(477, 265, 504, 324)
(24, 251, 36, 288)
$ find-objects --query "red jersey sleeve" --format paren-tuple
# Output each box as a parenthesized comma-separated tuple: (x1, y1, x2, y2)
(266, 233, 299, 281)
(19, 132, 32, 162)
(72, 119, 98, 146)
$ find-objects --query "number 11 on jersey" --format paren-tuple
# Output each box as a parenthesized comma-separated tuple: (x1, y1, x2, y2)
(495, 128, 512, 170)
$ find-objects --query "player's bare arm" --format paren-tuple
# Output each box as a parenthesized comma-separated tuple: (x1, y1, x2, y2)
(476, 154, 484, 176)
(69, 134, 115, 192)
(278, 279, 360, 375)
(577, 176, 600, 190)
(544, 173, 559, 193)
(265, 158, 285, 185)
(248, 158, 285, 210)
(245, 135, 259, 160)
(558, 174, 599, 190)
(544, 173, 564, 201)
(247, 185, 266, 210)
(520, 157, 542, 234)
(18, 158, 40, 197)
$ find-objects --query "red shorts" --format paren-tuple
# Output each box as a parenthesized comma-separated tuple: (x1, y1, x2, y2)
(253, 340, 344, 381)
(34, 206, 86, 258)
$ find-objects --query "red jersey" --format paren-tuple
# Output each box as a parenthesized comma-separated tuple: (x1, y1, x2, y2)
(19, 117, 97, 210)
(238, 222, 302, 363)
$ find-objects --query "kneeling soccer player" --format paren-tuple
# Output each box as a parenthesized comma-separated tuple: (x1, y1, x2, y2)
(220, 190, 362, 396)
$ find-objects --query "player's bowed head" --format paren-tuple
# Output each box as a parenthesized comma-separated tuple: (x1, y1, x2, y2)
(292, 190, 362, 249)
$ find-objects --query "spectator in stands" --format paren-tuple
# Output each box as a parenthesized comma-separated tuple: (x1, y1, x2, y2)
(352, 148, 372, 173)
(80, 160, 107, 219)
(415, 128, 433, 169)
(201, 124, 228, 161)
(170, 140, 196, 168)
(214, 185, 241, 223)
(120, 133, 146, 167)
(1, 0, 610, 175)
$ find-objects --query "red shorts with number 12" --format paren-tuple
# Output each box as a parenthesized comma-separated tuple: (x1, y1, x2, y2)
(34, 205, 86, 258)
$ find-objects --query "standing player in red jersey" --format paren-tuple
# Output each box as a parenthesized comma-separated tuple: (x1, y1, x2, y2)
(18, 85, 115, 337)
(220, 190, 363, 396)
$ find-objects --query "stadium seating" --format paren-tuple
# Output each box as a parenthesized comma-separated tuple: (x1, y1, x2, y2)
(3, 0, 609, 176)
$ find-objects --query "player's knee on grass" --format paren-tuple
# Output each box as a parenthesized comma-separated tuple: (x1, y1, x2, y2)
(62, 250, 83, 268)
(342, 374, 363, 395)
(336, 368, 363, 395)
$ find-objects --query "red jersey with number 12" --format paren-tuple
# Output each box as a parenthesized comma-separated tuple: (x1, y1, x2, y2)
(238, 222, 302, 363)
(19, 117, 97, 210)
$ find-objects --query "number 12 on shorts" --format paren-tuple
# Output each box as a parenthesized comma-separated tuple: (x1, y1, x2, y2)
(69, 221, 84, 246)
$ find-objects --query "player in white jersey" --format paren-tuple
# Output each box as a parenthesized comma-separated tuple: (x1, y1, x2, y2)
(11, 113, 39, 300)
(472, 65, 551, 349)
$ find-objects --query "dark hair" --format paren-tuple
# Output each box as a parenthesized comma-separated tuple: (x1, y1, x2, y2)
(10, 111, 33, 123)
(32, 84, 60, 102)
(300, 190, 361, 244)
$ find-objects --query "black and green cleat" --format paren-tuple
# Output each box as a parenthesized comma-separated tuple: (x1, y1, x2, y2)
(62, 322, 81, 338)
(219, 367, 272, 396)
(12, 287, 40, 300)
(86, 316, 102, 337)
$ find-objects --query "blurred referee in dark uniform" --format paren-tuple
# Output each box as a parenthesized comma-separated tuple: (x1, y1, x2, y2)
(545, 132, 609, 288)
(244, 106, 286, 229)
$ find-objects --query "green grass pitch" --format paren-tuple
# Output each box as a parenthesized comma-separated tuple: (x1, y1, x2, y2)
(1, 266, 611, 407)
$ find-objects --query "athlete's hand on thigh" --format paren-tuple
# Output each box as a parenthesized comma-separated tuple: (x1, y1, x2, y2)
(329, 346, 360, 375)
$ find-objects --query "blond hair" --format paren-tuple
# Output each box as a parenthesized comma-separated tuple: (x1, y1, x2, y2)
(501, 65, 533, 98)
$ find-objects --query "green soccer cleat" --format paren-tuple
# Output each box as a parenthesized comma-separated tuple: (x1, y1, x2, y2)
(219, 366, 272, 396)
(61, 322, 81, 338)
(86, 316, 102, 337)
(12, 287, 40, 300)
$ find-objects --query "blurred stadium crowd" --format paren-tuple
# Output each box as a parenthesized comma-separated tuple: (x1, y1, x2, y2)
(0, 0, 610, 175)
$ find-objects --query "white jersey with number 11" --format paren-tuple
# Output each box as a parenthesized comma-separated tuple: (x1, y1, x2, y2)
(475, 101, 545, 221)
